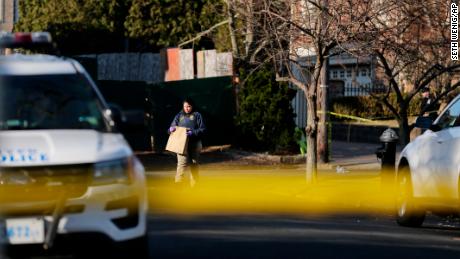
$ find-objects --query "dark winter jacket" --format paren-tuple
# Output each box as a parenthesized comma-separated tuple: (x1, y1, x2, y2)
(170, 111, 206, 141)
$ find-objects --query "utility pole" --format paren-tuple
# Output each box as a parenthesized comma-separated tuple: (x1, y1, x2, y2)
(317, 0, 329, 164)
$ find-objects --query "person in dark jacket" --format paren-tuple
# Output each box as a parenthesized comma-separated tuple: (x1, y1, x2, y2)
(168, 98, 206, 187)
(415, 87, 437, 133)
(420, 87, 434, 116)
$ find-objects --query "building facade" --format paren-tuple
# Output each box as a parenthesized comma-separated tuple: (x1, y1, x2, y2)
(289, 1, 386, 127)
(0, 0, 18, 55)
(0, 0, 18, 32)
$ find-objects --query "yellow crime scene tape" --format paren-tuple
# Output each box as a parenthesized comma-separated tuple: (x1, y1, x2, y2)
(319, 111, 433, 123)
(146, 169, 398, 215)
(327, 112, 374, 122)
(317, 111, 375, 123)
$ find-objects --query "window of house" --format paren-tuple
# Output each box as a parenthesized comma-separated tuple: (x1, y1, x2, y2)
(346, 69, 351, 77)
(340, 70, 344, 78)
(332, 70, 337, 79)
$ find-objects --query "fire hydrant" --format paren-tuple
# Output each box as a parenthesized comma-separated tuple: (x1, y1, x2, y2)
(375, 128, 399, 184)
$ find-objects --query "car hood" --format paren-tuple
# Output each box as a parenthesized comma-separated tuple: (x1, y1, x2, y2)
(0, 130, 132, 167)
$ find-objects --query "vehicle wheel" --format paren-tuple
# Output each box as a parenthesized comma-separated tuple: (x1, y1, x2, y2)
(395, 167, 425, 227)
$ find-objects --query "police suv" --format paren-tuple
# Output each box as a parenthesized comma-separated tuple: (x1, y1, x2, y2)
(0, 32, 148, 255)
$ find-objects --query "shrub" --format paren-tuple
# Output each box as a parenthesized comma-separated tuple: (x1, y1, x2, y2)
(235, 67, 297, 153)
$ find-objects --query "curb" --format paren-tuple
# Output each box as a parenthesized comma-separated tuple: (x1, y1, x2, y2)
(280, 154, 306, 164)
(279, 154, 381, 171)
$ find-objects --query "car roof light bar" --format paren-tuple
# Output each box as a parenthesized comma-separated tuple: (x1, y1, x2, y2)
(0, 32, 53, 49)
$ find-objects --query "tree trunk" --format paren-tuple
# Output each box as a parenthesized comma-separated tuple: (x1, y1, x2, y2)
(244, 0, 253, 57)
(317, 59, 329, 163)
(317, 0, 329, 164)
(398, 113, 411, 146)
(305, 92, 318, 184)
(225, 0, 239, 58)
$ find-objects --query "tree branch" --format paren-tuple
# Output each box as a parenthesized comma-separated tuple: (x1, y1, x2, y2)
(178, 19, 230, 48)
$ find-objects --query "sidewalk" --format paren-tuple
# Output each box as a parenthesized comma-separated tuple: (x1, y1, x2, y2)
(279, 141, 384, 171)
(329, 140, 403, 171)
(329, 141, 382, 171)
(137, 140, 401, 171)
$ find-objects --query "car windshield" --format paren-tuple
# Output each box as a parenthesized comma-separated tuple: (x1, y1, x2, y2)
(0, 74, 111, 131)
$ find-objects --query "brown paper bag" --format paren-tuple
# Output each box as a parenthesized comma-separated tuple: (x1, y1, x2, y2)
(165, 126, 189, 155)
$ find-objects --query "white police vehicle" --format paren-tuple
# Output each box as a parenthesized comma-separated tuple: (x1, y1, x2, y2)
(396, 94, 460, 227)
(0, 32, 148, 255)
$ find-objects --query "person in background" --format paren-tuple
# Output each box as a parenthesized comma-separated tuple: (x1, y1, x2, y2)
(168, 97, 206, 187)
(420, 87, 434, 117)
(414, 87, 437, 135)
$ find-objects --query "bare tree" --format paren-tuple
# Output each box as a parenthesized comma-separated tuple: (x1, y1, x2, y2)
(224, 0, 273, 69)
(231, 0, 388, 183)
(358, 0, 460, 145)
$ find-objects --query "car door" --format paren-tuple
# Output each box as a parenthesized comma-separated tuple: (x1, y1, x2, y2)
(428, 98, 460, 199)
(410, 128, 441, 198)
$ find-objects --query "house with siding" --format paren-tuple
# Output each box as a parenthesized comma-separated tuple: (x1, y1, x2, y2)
(289, 1, 385, 127)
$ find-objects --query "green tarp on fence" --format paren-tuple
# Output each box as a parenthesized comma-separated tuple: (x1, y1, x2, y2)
(98, 81, 151, 150)
(97, 77, 235, 152)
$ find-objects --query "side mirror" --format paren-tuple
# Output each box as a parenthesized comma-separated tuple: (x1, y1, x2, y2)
(107, 103, 127, 128)
(429, 124, 442, 132)
(415, 116, 433, 129)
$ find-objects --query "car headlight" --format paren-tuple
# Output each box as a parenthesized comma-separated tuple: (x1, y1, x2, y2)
(92, 157, 134, 185)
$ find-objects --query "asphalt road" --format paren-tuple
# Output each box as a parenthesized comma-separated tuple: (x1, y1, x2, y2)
(4, 167, 460, 258)
(7, 212, 460, 259)
(147, 213, 460, 259)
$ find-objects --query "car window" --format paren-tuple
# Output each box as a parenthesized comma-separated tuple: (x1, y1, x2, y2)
(0, 74, 111, 132)
(435, 98, 460, 130)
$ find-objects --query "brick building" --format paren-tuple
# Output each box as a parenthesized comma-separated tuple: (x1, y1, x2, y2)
(0, 0, 18, 55)
(0, 0, 18, 32)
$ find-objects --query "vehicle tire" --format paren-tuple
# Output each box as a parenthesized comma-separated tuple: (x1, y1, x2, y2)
(395, 166, 425, 227)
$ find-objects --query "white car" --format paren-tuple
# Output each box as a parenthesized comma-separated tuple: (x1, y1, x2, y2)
(396, 94, 460, 227)
(0, 33, 148, 256)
